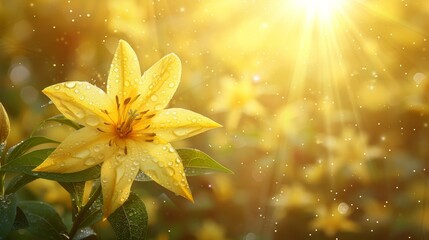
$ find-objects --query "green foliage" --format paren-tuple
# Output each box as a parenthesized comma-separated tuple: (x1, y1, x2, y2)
(37, 114, 83, 131)
(135, 148, 232, 181)
(5, 136, 58, 163)
(18, 201, 68, 239)
(62, 182, 102, 231)
(0, 193, 17, 237)
(1, 147, 100, 182)
(108, 192, 148, 240)
(178, 148, 233, 176)
(5, 174, 36, 195)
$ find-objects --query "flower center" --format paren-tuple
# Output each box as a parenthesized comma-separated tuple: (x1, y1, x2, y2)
(98, 95, 157, 154)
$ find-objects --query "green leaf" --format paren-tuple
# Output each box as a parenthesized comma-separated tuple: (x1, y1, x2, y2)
(72, 227, 97, 240)
(134, 148, 233, 181)
(6, 136, 58, 163)
(78, 196, 102, 229)
(0, 193, 17, 237)
(18, 201, 68, 240)
(5, 174, 36, 195)
(37, 114, 82, 131)
(178, 148, 233, 176)
(1, 148, 100, 182)
(60, 181, 103, 228)
(12, 206, 29, 230)
(60, 182, 86, 219)
(108, 192, 148, 240)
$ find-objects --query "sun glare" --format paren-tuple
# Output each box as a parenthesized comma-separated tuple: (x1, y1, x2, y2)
(293, 0, 346, 22)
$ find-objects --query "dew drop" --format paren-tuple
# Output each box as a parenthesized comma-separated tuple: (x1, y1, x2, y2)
(133, 161, 139, 166)
(173, 127, 199, 137)
(85, 115, 100, 127)
(166, 167, 175, 176)
(75, 149, 91, 159)
(85, 157, 96, 166)
(65, 81, 76, 88)
(93, 145, 101, 152)
(168, 146, 175, 153)
(75, 111, 85, 119)
(150, 95, 158, 102)
(168, 82, 175, 88)
(155, 104, 163, 111)
(54, 85, 61, 90)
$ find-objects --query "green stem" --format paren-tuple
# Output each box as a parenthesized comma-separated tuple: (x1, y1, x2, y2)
(68, 184, 102, 238)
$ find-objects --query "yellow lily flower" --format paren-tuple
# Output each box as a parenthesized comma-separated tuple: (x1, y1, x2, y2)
(34, 40, 221, 218)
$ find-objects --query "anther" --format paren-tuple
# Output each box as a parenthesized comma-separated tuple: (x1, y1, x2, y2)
(124, 97, 131, 105)
(124, 146, 128, 155)
(115, 95, 120, 109)
(97, 128, 105, 132)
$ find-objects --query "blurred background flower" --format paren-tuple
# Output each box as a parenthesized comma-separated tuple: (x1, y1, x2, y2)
(1, 0, 429, 239)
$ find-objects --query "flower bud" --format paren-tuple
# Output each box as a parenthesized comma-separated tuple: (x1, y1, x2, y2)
(0, 103, 10, 143)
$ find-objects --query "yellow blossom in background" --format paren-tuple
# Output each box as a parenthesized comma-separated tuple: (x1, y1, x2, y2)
(195, 220, 227, 240)
(401, 73, 429, 112)
(271, 183, 315, 220)
(26, 179, 71, 211)
(34, 40, 221, 218)
(310, 203, 360, 237)
(211, 76, 266, 130)
(211, 175, 234, 202)
(326, 127, 382, 182)
(107, 0, 149, 40)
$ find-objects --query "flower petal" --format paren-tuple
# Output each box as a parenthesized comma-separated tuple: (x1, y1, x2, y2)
(146, 108, 221, 143)
(136, 53, 181, 111)
(107, 40, 142, 103)
(130, 141, 193, 202)
(43, 81, 114, 128)
(100, 154, 140, 219)
(33, 127, 116, 173)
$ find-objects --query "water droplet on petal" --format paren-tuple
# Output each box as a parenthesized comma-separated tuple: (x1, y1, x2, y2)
(75, 149, 91, 159)
(166, 167, 175, 176)
(65, 82, 76, 88)
(54, 85, 61, 90)
(155, 104, 163, 111)
(168, 146, 175, 153)
(85, 157, 96, 166)
(85, 115, 100, 127)
(168, 82, 175, 88)
(173, 127, 199, 137)
(75, 111, 85, 119)
(150, 95, 158, 102)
